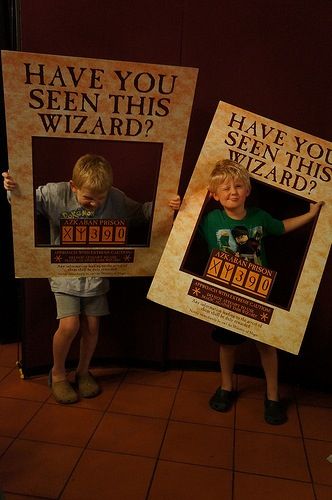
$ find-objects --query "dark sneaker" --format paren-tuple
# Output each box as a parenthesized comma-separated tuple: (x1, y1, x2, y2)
(209, 387, 237, 412)
(264, 397, 287, 425)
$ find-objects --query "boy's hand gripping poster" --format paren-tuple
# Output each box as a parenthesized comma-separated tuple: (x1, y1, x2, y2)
(148, 101, 331, 354)
(1, 50, 198, 277)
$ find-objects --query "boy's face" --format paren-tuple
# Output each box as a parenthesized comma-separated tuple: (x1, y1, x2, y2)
(212, 176, 250, 213)
(70, 181, 108, 210)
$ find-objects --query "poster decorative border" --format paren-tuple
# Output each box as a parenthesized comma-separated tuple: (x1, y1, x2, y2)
(1, 50, 198, 277)
(148, 101, 332, 354)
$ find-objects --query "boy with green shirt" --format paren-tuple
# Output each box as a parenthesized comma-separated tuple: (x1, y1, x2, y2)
(200, 159, 323, 424)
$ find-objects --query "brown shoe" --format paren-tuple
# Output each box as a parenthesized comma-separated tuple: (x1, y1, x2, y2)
(48, 371, 78, 404)
(76, 371, 101, 398)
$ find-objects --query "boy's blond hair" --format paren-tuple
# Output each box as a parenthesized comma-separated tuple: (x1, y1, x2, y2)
(208, 159, 251, 193)
(72, 154, 113, 193)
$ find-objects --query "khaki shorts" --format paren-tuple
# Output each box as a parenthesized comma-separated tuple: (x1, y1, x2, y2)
(54, 293, 109, 319)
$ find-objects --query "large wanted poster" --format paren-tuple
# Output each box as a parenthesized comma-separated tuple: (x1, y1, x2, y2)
(148, 101, 331, 354)
(1, 50, 198, 277)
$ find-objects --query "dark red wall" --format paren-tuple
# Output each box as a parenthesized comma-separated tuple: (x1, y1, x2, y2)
(5, 0, 332, 387)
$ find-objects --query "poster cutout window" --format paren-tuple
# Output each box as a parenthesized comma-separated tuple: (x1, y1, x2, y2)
(1, 50, 198, 277)
(148, 101, 332, 354)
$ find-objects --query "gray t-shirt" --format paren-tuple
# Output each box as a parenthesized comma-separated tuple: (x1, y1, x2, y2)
(36, 182, 151, 296)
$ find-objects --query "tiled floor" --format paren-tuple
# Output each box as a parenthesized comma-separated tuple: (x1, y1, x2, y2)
(0, 343, 331, 500)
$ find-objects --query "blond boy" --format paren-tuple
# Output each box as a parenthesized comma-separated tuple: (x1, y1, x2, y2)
(3, 154, 180, 404)
(199, 159, 323, 424)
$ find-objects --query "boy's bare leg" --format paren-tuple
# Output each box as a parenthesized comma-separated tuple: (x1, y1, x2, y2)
(210, 344, 238, 412)
(255, 342, 287, 424)
(52, 316, 80, 382)
(255, 342, 279, 400)
(220, 344, 237, 391)
(76, 315, 100, 376)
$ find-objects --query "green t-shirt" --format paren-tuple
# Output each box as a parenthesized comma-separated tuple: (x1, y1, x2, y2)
(199, 207, 285, 266)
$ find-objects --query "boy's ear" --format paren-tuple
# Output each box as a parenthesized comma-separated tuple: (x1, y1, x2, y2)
(69, 180, 77, 193)
(212, 192, 220, 201)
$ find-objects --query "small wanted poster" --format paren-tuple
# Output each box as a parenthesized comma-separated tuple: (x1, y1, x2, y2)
(148, 101, 331, 354)
(1, 50, 198, 277)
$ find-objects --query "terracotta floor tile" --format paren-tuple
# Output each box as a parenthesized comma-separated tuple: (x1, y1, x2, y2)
(234, 471, 315, 500)
(0, 439, 82, 497)
(235, 430, 310, 481)
(81, 366, 128, 390)
(295, 388, 332, 408)
(72, 388, 117, 411)
(314, 484, 332, 500)
(61, 449, 155, 500)
(0, 397, 42, 437)
(160, 420, 233, 468)
(74, 368, 127, 411)
(237, 375, 294, 400)
(236, 374, 266, 398)
(0, 371, 50, 402)
(0, 365, 13, 382)
(124, 368, 182, 388)
(83, 366, 128, 387)
(109, 383, 176, 418)
(148, 460, 233, 500)
(171, 388, 234, 427)
(20, 403, 101, 447)
(0, 436, 13, 456)
(305, 439, 332, 486)
(299, 406, 332, 441)
(0, 343, 20, 368)
(90, 366, 128, 379)
(235, 397, 301, 436)
(3, 494, 46, 499)
(179, 370, 224, 393)
(88, 412, 167, 457)
(0, 351, 329, 499)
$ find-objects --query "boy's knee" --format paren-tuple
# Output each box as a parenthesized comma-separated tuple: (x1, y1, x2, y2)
(83, 326, 99, 338)
(255, 341, 277, 355)
(58, 317, 80, 337)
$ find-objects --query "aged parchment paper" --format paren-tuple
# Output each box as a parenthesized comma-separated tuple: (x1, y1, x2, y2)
(148, 101, 332, 353)
(1, 50, 198, 277)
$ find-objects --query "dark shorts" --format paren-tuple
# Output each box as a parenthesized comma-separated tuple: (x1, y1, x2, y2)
(211, 327, 248, 346)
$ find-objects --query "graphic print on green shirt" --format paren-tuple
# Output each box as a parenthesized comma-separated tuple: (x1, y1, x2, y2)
(199, 207, 285, 267)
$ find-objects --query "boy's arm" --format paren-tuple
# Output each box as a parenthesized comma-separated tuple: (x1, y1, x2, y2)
(141, 195, 180, 220)
(2, 171, 17, 203)
(282, 201, 324, 233)
(2, 171, 16, 192)
(3, 171, 46, 217)
(140, 194, 181, 220)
